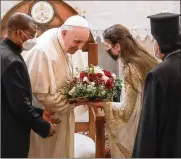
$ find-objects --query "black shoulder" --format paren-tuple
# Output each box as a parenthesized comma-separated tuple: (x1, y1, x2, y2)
(149, 60, 174, 92)
(151, 60, 171, 78)
(1, 43, 22, 76)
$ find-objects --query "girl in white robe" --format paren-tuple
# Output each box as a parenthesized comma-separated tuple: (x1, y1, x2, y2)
(89, 24, 158, 157)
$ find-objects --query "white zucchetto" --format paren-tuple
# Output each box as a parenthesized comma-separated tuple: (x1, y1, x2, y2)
(64, 15, 89, 28)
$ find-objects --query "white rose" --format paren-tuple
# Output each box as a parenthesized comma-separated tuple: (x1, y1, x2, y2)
(94, 66, 104, 74)
(83, 77, 89, 82)
(102, 75, 109, 82)
(91, 82, 95, 86)
(112, 73, 116, 79)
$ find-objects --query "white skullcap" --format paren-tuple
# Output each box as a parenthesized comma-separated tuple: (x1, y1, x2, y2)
(64, 15, 89, 28)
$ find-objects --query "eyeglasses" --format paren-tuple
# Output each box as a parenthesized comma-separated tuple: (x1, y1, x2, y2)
(21, 30, 37, 39)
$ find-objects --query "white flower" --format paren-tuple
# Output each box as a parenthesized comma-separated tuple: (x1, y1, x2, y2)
(112, 73, 116, 79)
(83, 77, 89, 82)
(102, 75, 109, 82)
(87, 85, 96, 93)
(100, 90, 106, 96)
(91, 82, 95, 86)
(87, 85, 94, 89)
(68, 87, 76, 96)
(101, 90, 106, 96)
(94, 66, 104, 74)
(100, 85, 104, 89)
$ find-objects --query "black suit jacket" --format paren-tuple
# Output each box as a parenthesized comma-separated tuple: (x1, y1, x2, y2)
(1, 38, 50, 158)
(133, 50, 181, 157)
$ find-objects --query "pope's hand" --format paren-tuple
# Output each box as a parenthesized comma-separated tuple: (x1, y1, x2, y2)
(43, 109, 61, 124)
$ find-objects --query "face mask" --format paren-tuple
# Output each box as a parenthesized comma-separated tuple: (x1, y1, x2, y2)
(22, 38, 37, 51)
(107, 48, 119, 61)
(20, 30, 37, 51)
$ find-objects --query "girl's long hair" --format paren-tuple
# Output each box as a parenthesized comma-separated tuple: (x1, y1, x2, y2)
(103, 24, 158, 93)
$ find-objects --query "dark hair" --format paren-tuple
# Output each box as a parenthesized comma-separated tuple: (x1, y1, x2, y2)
(154, 34, 180, 54)
(103, 24, 132, 45)
(103, 24, 158, 93)
(7, 12, 36, 31)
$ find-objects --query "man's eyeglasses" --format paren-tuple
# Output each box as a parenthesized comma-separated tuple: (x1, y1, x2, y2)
(22, 30, 37, 39)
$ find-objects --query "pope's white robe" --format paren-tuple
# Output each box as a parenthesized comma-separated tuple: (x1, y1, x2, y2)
(22, 28, 74, 158)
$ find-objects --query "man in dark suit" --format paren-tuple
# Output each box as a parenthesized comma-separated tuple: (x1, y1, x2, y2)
(1, 12, 56, 158)
(133, 12, 181, 157)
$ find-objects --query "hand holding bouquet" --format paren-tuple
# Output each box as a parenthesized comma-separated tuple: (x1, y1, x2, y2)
(60, 65, 122, 103)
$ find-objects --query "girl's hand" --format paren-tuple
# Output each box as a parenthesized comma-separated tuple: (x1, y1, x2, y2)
(88, 102, 105, 108)
(69, 99, 88, 108)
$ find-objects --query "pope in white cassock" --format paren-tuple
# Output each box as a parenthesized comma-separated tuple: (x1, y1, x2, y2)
(22, 15, 90, 158)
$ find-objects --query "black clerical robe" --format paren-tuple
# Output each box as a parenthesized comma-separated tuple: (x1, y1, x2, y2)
(132, 50, 181, 158)
(1, 38, 50, 158)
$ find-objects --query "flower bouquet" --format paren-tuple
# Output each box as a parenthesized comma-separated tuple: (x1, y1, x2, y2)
(60, 65, 122, 103)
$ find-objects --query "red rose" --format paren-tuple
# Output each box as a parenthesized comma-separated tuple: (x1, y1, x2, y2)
(80, 72, 87, 80)
(95, 79, 105, 85)
(105, 79, 113, 90)
(96, 73, 103, 78)
(103, 70, 112, 78)
(88, 73, 96, 82)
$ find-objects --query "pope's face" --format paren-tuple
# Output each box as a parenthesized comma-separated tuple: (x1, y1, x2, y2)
(61, 26, 90, 54)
